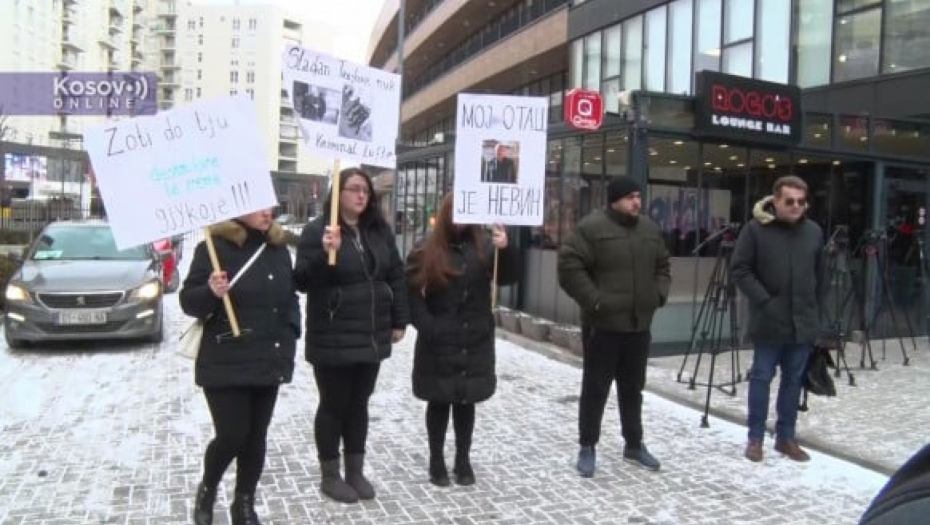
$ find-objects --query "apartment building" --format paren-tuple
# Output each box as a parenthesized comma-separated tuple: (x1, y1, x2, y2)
(176, 2, 336, 175)
(0, 0, 153, 147)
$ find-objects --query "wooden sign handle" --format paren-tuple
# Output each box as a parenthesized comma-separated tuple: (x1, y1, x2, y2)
(204, 227, 240, 336)
(328, 159, 341, 266)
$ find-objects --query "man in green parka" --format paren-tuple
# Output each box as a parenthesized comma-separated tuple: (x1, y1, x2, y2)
(558, 176, 671, 477)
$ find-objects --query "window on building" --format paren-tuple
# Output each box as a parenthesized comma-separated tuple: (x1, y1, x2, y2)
(644, 6, 667, 91)
(622, 15, 643, 90)
(185, 88, 192, 101)
(230, 71, 239, 82)
(198, 34, 203, 45)
(601, 25, 622, 112)
(667, 0, 694, 95)
(197, 52, 202, 63)
(187, 20, 195, 31)
(199, 17, 203, 28)
(694, 0, 722, 75)
(795, 0, 833, 87)
(232, 37, 239, 48)
(583, 32, 601, 90)
(724, 0, 753, 44)
(249, 18, 258, 30)
(232, 18, 240, 30)
(883, 0, 930, 73)
(196, 87, 201, 97)
(197, 70, 202, 80)
(570, 39, 583, 89)
(246, 71, 255, 83)
(246, 88, 254, 100)
(833, 5, 881, 82)
(755, 0, 789, 83)
(230, 89, 237, 95)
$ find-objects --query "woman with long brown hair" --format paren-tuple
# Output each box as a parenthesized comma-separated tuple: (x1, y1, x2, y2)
(405, 193, 521, 486)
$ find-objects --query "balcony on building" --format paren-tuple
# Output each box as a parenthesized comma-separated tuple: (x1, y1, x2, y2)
(156, 21, 176, 35)
(277, 159, 298, 173)
(160, 1, 178, 18)
(62, 8, 76, 25)
(61, 29, 83, 52)
(278, 144, 298, 160)
(133, 0, 144, 14)
(109, 16, 124, 35)
(130, 30, 141, 45)
(57, 49, 79, 71)
(63, 0, 77, 6)
(162, 36, 176, 51)
(160, 53, 181, 70)
(160, 72, 180, 87)
(279, 124, 299, 142)
(98, 33, 117, 49)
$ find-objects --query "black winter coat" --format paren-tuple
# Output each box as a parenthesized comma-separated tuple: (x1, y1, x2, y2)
(406, 239, 521, 404)
(730, 196, 827, 344)
(179, 220, 300, 388)
(294, 215, 410, 366)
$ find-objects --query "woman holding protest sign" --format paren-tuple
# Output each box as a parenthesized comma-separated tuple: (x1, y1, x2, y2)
(180, 208, 301, 525)
(293, 167, 409, 503)
(405, 193, 520, 486)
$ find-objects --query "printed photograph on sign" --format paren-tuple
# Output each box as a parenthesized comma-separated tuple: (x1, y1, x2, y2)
(480, 140, 520, 184)
(338, 84, 373, 142)
(292, 81, 340, 124)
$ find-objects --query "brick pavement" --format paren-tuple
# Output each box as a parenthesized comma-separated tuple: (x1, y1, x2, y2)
(0, 291, 889, 525)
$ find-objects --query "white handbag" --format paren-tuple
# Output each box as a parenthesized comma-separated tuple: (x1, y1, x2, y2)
(177, 243, 267, 359)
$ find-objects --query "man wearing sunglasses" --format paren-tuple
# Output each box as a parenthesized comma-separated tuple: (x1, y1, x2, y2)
(730, 175, 827, 464)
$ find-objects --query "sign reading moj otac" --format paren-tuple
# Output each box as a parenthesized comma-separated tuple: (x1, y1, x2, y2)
(281, 45, 400, 169)
(453, 93, 548, 226)
(82, 94, 277, 250)
(694, 71, 802, 146)
(0, 72, 158, 116)
(564, 88, 604, 131)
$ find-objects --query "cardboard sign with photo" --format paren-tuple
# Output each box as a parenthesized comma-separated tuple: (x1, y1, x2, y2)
(338, 84, 373, 142)
(480, 140, 520, 185)
(292, 81, 340, 125)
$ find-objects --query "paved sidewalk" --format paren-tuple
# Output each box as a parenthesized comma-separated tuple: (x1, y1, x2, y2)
(499, 330, 930, 476)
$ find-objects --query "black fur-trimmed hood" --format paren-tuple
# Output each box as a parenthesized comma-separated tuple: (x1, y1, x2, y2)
(208, 220, 286, 246)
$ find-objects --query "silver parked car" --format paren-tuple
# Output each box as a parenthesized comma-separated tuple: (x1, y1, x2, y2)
(4, 220, 166, 348)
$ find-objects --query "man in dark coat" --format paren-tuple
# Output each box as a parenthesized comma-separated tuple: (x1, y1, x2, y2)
(558, 176, 671, 477)
(481, 144, 517, 184)
(730, 175, 826, 463)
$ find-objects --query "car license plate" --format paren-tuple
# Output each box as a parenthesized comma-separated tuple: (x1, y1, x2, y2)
(56, 311, 108, 325)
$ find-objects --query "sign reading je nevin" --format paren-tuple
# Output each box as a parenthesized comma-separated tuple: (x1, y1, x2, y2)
(83, 94, 277, 249)
(453, 93, 549, 226)
(694, 70, 803, 146)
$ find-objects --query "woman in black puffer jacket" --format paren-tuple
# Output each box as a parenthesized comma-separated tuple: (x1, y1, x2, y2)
(180, 209, 300, 525)
(294, 167, 409, 504)
(405, 193, 521, 487)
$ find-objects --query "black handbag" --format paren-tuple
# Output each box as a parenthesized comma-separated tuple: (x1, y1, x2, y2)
(804, 345, 837, 397)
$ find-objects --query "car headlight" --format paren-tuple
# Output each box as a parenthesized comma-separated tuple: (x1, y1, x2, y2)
(5, 283, 32, 304)
(131, 280, 162, 300)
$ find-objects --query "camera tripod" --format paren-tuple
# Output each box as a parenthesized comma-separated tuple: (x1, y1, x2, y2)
(820, 225, 876, 387)
(860, 230, 915, 366)
(902, 222, 930, 340)
(677, 224, 743, 428)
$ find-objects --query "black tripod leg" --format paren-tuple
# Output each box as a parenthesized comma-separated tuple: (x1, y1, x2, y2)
(879, 266, 912, 366)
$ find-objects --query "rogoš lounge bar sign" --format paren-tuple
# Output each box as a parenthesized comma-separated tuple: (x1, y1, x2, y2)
(694, 71, 802, 146)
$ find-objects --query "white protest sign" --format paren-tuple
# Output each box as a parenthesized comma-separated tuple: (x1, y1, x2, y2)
(282, 44, 400, 169)
(82, 94, 277, 249)
(453, 93, 548, 226)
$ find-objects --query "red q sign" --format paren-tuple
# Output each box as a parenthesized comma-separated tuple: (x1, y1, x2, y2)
(711, 85, 793, 122)
(565, 89, 604, 131)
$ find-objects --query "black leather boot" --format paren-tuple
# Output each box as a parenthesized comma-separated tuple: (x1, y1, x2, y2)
(230, 492, 262, 525)
(429, 454, 450, 487)
(192, 482, 216, 525)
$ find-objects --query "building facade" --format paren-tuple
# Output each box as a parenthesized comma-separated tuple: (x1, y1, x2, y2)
(175, 3, 336, 175)
(371, 0, 930, 349)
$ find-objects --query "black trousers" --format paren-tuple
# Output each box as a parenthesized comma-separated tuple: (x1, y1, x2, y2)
(425, 402, 475, 458)
(202, 385, 279, 495)
(579, 327, 651, 449)
(313, 363, 380, 460)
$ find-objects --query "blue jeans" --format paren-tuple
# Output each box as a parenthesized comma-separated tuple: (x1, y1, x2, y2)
(747, 343, 811, 442)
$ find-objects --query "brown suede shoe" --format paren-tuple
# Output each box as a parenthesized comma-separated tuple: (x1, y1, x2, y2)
(774, 440, 811, 462)
(744, 440, 764, 462)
